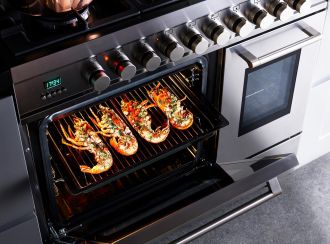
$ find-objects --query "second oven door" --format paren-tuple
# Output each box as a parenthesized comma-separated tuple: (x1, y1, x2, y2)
(218, 20, 322, 162)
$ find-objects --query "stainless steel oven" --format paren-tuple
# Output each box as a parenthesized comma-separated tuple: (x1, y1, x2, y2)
(218, 15, 324, 162)
(0, 0, 327, 243)
(5, 57, 299, 244)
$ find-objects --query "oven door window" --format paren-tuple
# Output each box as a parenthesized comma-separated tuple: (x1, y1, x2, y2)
(239, 50, 301, 136)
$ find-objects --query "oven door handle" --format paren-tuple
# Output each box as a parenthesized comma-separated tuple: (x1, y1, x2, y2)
(173, 178, 282, 244)
(236, 23, 322, 68)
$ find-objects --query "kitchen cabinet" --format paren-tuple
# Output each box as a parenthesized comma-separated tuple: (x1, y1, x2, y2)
(297, 5, 330, 165)
(298, 79, 330, 165)
(0, 97, 42, 243)
(311, 4, 330, 85)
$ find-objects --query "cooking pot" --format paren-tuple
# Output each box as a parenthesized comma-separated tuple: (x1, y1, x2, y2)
(13, 0, 93, 16)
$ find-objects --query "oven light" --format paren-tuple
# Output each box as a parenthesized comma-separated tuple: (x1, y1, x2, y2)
(87, 33, 101, 40)
(104, 55, 109, 62)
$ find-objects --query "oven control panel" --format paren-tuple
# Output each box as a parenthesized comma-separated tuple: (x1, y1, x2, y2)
(12, 0, 322, 117)
(85, 0, 313, 91)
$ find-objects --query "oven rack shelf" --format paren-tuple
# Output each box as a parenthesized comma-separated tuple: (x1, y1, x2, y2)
(42, 66, 228, 195)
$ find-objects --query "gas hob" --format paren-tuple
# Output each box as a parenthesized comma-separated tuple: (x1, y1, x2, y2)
(0, 0, 204, 67)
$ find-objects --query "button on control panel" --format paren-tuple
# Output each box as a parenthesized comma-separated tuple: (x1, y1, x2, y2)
(41, 86, 68, 101)
(244, 4, 274, 29)
(284, 0, 311, 13)
(133, 41, 161, 71)
(82, 57, 111, 92)
(107, 49, 136, 80)
(180, 25, 209, 54)
(156, 32, 185, 62)
(224, 11, 254, 37)
(201, 18, 231, 45)
(265, 0, 293, 21)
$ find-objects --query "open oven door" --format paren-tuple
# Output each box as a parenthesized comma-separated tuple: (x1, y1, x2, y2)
(57, 152, 298, 243)
(0, 96, 43, 244)
(110, 154, 298, 244)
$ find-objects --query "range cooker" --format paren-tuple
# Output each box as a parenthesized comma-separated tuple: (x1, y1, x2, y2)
(0, 0, 327, 243)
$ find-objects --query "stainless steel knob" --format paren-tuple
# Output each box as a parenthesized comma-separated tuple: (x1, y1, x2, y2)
(133, 42, 161, 72)
(201, 18, 231, 45)
(82, 57, 111, 92)
(156, 33, 185, 62)
(224, 12, 254, 37)
(245, 5, 274, 29)
(108, 50, 136, 80)
(180, 26, 209, 54)
(284, 0, 311, 13)
(265, 0, 292, 21)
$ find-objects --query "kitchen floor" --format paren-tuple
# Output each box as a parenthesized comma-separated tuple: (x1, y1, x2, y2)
(157, 153, 330, 244)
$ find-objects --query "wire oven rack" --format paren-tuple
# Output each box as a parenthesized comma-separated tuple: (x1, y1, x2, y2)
(45, 68, 228, 194)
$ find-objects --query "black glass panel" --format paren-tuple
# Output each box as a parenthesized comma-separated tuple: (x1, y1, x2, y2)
(239, 50, 301, 136)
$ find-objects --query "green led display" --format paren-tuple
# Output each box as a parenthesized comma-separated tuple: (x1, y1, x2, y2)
(44, 77, 62, 90)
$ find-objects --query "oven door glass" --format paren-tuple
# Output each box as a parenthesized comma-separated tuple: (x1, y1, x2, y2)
(239, 50, 301, 136)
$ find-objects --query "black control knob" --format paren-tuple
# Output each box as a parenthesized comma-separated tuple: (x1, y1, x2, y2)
(108, 50, 136, 80)
(180, 26, 209, 54)
(201, 18, 231, 45)
(245, 5, 274, 29)
(133, 42, 161, 72)
(156, 33, 185, 62)
(284, 0, 311, 13)
(224, 12, 254, 37)
(265, 0, 292, 21)
(82, 57, 111, 92)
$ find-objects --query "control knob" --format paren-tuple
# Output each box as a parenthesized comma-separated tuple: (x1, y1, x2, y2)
(82, 57, 111, 92)
(245, 5, 274, 29)
(156, 33, 185, 62)
(265, 0, 292, 21)
(201, 18, 231, 45)
(107, 50, 136, 80)
(284, 0, 311, 13)
(180, 26, 209, 55)
(224, 12, 254, 37)
(133, 42, 161, 72)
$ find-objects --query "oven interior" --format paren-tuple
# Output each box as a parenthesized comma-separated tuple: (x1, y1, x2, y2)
(28, 59, 237, 242)
(44, 64, 227, 195)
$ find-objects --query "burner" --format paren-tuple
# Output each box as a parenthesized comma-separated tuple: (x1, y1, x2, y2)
(22, 7, 90, 33)
(0, 0, 140, 59)
(0, 0, 199, 62)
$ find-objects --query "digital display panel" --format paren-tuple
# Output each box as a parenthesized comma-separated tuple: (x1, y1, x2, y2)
(44, 77, 62, 90)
